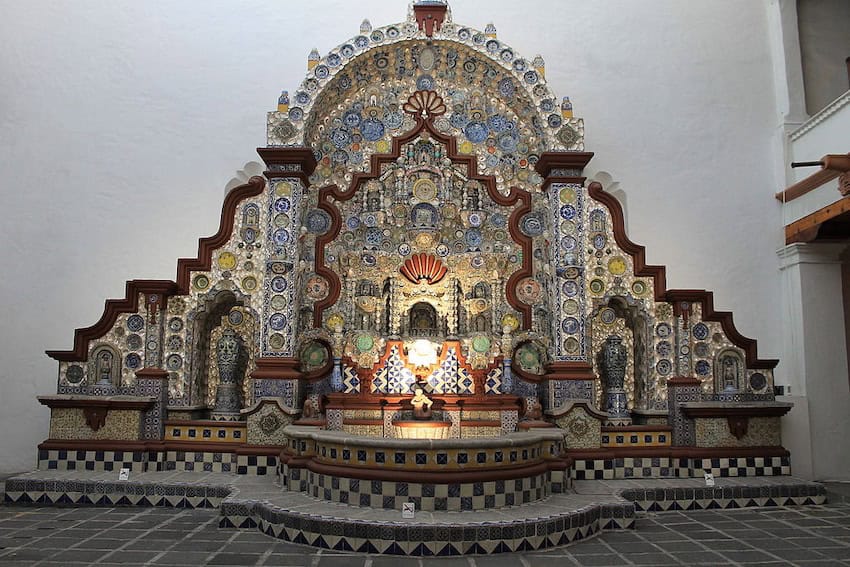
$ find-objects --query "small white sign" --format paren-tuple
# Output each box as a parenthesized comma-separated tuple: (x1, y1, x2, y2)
(118, 468, 130, 481)
(402, 502, 415, 519)
(704, 472, 715, 487)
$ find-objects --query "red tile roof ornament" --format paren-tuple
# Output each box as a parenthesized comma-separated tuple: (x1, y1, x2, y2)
(413, 2, 448, 38)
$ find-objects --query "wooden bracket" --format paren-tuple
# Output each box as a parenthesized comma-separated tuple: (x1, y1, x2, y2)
(727, 415, 749, 440)
(83, 407, 109, 432)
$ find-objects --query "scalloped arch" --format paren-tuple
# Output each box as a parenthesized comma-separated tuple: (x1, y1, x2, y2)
(268, 12, 577, 151)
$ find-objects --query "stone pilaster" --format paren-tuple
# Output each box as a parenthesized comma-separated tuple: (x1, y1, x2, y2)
(135, 367, 169, 440)
(666, 376, 702, 446)
(252, 148, 317, 407)
(535, 152, 595, 411)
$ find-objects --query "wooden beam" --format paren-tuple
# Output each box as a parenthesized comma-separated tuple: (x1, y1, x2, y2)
(776, 153, 850, 202)
(785, 196, 850, 244)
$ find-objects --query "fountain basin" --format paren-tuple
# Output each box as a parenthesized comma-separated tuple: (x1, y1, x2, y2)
(392, 420, 452, 439)
(279, 425, 570, 511)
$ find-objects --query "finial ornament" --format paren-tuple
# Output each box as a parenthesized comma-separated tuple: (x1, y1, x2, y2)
(307, 48, 320, 70)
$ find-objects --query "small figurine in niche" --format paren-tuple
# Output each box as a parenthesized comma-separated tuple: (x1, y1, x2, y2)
(302, 397, 319, 419)
(98, 351, 113, 383)
(410, 385, 433, 420)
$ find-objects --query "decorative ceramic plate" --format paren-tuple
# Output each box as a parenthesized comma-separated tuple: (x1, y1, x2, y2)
(600, 308, 616, 325)
(694, 342, 710, 358)
(472, 336, 491, 353)
(126, 334, 143, 350)
(564, 337, 580, 354)
(166, 354, 183, 371)
(656, 341, 672, 357)
(413, 178, 438, 201)
(355, 334, 374, 353)
(125, 353, 142, 369)
(501, 313, 519, 331)
(127, 315, 144, 332)
(559, 186, 576, 203)
(749, 372, 767, 391)
(589, 279, 605, 294)
(562, 281, 578, 297)
(273, 197, 291, 212)
(632, 280, 647, 296)
(692, 322, 709, 341)
(228, 310, 244, 326)
(562, 317, 579, 334)
(517, 278, 542, 304)
(695, 360, 711, 376)
(271, 295, 287, 311)
(66, 365, 84, 384)
(656, 322, 672, 338)
(563, 299, 579, 315)
(272, 229, 290, 246)
(268, 333, 285, 350)
(607, 256, 627, 275)
(593, 233, 606, 250)
(559, 204, 576, 220)
(241, 276, 258, 292)
(656, 359, 672, 375)
(269, 313, 287, 330)
(271, 276, 288, 293)
(305, 275, 329, 301)
(167, 335, 183, 350)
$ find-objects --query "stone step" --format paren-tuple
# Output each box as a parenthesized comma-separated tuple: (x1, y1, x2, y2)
(1, 470, 827, 556)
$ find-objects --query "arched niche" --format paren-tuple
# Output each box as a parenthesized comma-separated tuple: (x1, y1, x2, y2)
(184, 285, 259, 414)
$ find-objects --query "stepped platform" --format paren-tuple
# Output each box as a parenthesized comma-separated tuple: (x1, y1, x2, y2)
(2, 470, 826, 556)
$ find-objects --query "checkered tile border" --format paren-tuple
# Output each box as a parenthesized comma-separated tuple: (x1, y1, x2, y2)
(302, 471, 548, 511)
(38, 449, 276, 476)
(220, 498, 635, 555)
(38, 449, 149, 472)
(570, 456, 790, 480)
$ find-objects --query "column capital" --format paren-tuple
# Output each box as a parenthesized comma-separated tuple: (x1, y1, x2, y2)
(256, 147, 317, 184)
(777, 242, 848, 269)
(534, 151, 594, 187)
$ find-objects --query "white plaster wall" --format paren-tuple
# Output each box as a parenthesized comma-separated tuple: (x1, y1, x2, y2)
(0, 0, 786, 473)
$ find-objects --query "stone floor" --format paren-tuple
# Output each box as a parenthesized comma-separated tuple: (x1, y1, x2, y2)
(0, 499, 848, 565)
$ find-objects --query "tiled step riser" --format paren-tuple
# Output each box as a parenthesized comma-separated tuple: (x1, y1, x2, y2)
(2, 479, 228, 509)
(571, 456, 790, 480)
(218, 502, 635, 555)
(38, 450, 276, 475)
(620, 483, 827, 512)
(298, 470, 550, 511)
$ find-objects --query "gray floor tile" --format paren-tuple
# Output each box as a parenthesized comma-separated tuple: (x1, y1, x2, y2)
(207, 551, 265, 565)
(668, 550, 726, 564)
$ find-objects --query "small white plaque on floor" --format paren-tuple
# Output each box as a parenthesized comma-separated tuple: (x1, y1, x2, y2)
(704, 472, 715, 487)
(118, 468, 130, 481)
(402, 502, 415, 519)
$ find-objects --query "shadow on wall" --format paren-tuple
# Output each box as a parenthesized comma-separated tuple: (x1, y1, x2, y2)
(225, 162, 265, 194)
(589, 170, 628, 232)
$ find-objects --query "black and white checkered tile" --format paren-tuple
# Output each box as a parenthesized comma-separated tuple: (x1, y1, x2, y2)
(38, 449, 148, 472)
(571, 455, 790, 480)
(302, 471, 548, 511)
(38, 449, 276, 475)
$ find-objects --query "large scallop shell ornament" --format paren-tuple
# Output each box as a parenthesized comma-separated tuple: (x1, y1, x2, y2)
(400, 253, 448, 285)
(403, 90, 447, 119)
